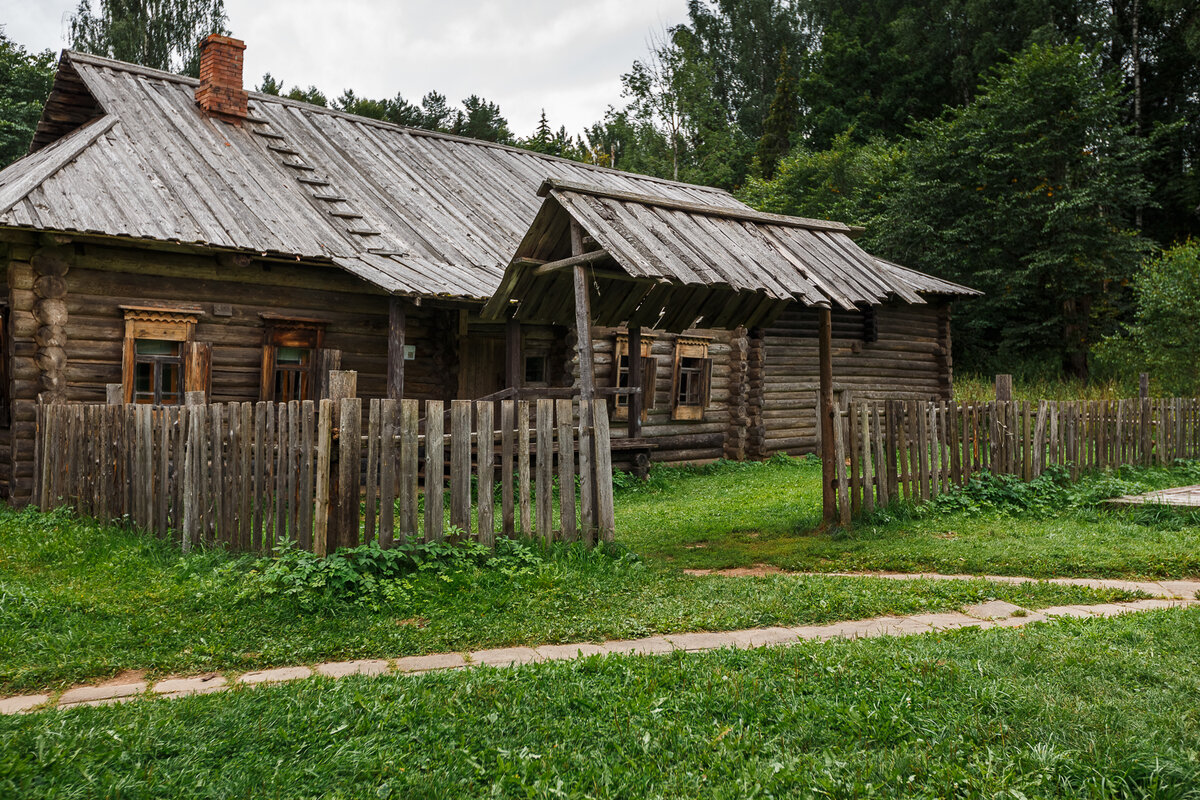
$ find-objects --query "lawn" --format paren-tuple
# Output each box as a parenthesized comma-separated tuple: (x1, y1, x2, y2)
(4, 608, 1199, 798)
(0, 506, 1131, 695)
(619, 456, 1200, 578)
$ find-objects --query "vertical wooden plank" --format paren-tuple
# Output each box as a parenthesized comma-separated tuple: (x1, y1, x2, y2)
(252, 403, 266, 552)
(298, 401, 314, 550)
(860, 403, 875, 515)
(211, 405, 225, 546)
(450, 400, 473, 540)
(364, 398, 381, 546)
(477, 402, 496, 548)
(518, 400, 533, 538)
(848, 400, 861, 515)
(948, 401, 962, 487)
(916, 400, 930, 501)
(387, 297, 406, 401)
(378, 399, 397, 548)
(873, 404, 888, 507)
(424, 400, 445, 543)
(339, 398, 362, 548)
(153, 408, 167, 536)
(313, 399, 333, 557)
(895, 402, 910, 500)
(500, 400, 515, 537)
(399, 399, 419, 542)
(556, 398, 577, 541)
(272, 403, 285, 547)
(885, 401, 900, 501)
(238, 403, 252, 551)
(833, 397, 850, 525)
(535, 398, 554, 544)
(226, 404, 240, 549)
(593, 399, 616, 542)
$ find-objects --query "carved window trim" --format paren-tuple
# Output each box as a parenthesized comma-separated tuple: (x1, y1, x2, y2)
(612, 332, 657, 421)
(120, 306, 204, 405)
(671, 336, 712, 421)
(260, 315, 327, 402)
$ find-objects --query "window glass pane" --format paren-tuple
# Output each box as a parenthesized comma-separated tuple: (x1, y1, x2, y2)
(162, 363, 180, 396)
(524, 355, 547, 384)
(135, 339, 180, 356)
(135, 362, 152, 394)
(276, 346, 309, 365)
(678, 357, 703, 406)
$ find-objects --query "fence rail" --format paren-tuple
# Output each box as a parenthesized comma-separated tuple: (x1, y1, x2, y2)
(34, 396, 616, 554)
(836, 397, 1200, 521)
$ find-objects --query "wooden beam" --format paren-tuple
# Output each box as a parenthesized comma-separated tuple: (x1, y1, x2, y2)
(387, 297, 405, 400)
(819, 305, 837, 526)
(572, 221, 598, 535)
(532, 248, 611, 277)
(628, 326, 643, 439)
(505, 315, 522, 390)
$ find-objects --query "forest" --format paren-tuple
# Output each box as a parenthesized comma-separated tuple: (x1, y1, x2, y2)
(1, 0, 1198, 388)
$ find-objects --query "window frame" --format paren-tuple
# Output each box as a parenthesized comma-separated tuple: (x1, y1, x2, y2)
(612, 332, 656, 421)
(670, 337, 712, 421)
(259, 315, 326, 402)
(121, 306, 202, 405)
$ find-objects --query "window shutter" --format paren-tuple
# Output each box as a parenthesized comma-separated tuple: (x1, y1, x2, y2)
(185, 341, 212, 399)
(698, 357, 713, 408)
(641, 355, 657, 419)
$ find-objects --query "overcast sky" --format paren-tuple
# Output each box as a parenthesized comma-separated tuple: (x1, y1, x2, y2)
(3, 0, 689, 135)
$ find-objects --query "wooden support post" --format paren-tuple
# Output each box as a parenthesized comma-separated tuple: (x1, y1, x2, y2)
(572, 220, 599, 538)
(995, 374, 1013, 402)
(387, 298, 405, 400)
(325, 370, 356, 550)
(1140, 373, 1150, 400)
(505, 316, 522, 390)
(818, 305, 836, 526)
(628, 326, 643, 439)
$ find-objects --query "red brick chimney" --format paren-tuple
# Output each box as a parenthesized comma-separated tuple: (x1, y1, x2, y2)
(195, 34, 248, 124)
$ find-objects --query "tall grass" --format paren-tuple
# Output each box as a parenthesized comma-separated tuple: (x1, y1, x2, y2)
(953, 372, 1131, 402)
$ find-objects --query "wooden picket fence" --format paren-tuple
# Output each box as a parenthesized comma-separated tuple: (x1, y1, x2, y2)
(33, 396, 616, 553)
(834, 397, 1200, 521)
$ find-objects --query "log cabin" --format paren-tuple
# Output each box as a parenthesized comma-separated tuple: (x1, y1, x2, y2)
(0, 35, 977, 504)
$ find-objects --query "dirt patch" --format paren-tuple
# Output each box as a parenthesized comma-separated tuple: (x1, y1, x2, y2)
(396, 617, 430, 628)
(684, 564, 786, 577)
(97, 669, 147, 687)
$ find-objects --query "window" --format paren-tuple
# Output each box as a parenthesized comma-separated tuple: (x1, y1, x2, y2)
(524, 354, 548, 385)
(612, 333, 656, 421)
(121, 306, 205, 405)
(260, 316, 326, 402)
(670, 337, 712, 421)
(134, 339, 183, 405)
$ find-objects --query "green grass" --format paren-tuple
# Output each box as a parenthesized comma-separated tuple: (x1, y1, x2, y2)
(0, 505, 1138, 695)
(5, 609, 1200, 798)
(953, 372, 1130, 402)
(619, 456, 1200, 578)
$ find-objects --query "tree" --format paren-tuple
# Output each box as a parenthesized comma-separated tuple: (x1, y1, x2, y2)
(451, 95, 511, 144)
(1095, 241, 1200, 394)
(0, 30, 55, 167)
(873, 42, 1154, 377)
(755, 46, 798, 178)
(69, 0, 228, 76)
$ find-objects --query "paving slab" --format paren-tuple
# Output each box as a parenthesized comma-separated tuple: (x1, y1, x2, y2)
(468, 647, 542, 668)
(906, 612, 980, 631)
(1041, 605, 1101, 619)
(534, 643, 609, 661)
(987, 612, 1047, 628)
(394, 653, 467, 673)
(821, 616, 926, 640)
(964, 600, 1027, 620)
(237, 666, 311, 685)
(58, 682, 146, 706)
(664, 631, 740, 651)
(1156, 581, 1200, 599)
(0, 694, 50, 715)
(152, 675, 227, 698)
(725, 627, 800, 649)
(1123, 598, 1189, 612)
(599, 636, 676, 656)
(315, 660, 391, 679)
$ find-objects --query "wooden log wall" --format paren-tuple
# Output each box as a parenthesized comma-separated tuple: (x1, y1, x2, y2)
(33, 397, 617, 552)
(759, 302, 951, 457)
(836, 397, 1200, 519)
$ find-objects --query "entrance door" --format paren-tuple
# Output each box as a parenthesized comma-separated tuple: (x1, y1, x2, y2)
(458, 335, 506, 399)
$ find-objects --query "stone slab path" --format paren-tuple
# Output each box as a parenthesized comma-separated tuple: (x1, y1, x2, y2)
(2, 591, 1195, 716)
(685, 569, 1200, 600)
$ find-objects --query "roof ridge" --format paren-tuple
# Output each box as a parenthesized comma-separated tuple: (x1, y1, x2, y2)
(540, 178, 862, 236)
(65, 49, 736, 200)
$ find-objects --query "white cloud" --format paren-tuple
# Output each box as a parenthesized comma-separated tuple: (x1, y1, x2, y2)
(2, 0, 688, 134)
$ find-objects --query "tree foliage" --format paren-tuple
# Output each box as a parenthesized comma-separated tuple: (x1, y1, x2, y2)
(873, 43, 1153, 376)
(0, 31, 54, 168)
(1095, 241, 1200, 395)
(69, 0, 228, 76)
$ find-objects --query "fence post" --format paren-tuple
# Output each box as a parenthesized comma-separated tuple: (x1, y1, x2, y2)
(325, 371, 357, 552)
(995, 374, 1013, 402)
(1140, 373, 1150, 400)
